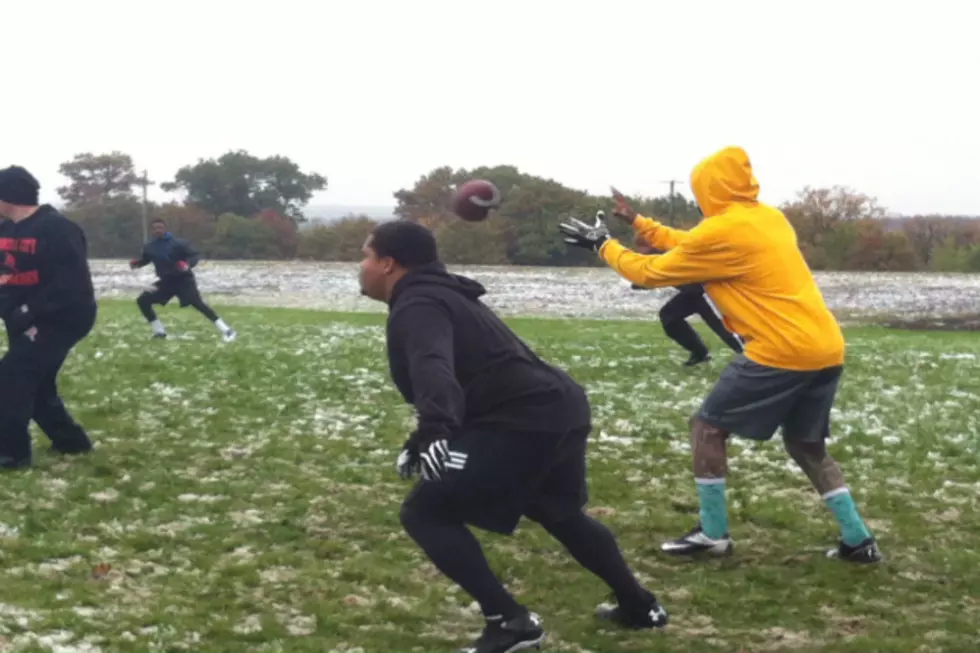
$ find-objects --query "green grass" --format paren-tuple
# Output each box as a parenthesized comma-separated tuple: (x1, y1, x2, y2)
(2, 300, 979, 653)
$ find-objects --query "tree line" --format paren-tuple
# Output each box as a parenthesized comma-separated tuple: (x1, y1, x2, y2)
(53, 151, 980, 272)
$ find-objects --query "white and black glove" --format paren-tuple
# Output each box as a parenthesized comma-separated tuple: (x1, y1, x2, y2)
(398, 438, 467, 482)
(420, 439, 468, 482)
(396, 441, 421, 479)
(559, 210, 611, 252)
(419, 439, 451, 481)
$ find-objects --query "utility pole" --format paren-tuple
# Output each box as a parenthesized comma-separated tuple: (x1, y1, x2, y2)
(660, 179, 684, 225)
(136, 169, 155, 244)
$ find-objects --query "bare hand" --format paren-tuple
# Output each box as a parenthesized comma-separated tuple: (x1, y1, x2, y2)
(610, 186, 637, 224)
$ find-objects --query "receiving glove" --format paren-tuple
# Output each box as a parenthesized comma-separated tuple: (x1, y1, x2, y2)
(559, 210, 611, 252)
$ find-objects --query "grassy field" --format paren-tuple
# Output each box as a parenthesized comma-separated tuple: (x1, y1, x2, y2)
(2, 300, 979, 653)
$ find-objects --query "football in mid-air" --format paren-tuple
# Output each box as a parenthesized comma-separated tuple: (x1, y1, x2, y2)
(451, 179, 501, 222)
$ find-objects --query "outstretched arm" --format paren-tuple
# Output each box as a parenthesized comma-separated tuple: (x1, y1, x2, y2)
(611, 186, 690, 251)
(600, 224, 745, 288)
(633, 215, 690, 251)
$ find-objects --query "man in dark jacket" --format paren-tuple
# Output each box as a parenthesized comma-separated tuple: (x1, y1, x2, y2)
(358, 220, 667, 653)
(0, 166, 97, 469)
(130, 219, 236, 341)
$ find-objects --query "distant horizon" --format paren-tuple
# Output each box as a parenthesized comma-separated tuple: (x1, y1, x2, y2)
(298, 204, 980, 222)
(303, 203, 397, 221)
(36, 195, 980, 222)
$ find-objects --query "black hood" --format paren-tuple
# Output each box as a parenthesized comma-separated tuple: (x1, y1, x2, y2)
(389, 262, 486, 306)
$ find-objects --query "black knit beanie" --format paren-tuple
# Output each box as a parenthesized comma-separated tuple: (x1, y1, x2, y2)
(0, 166, 41, 205)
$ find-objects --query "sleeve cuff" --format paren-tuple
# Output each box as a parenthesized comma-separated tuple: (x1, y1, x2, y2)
(598, 238, 624, 263)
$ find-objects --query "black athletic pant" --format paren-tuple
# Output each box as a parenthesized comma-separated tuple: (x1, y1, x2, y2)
(660, 288, 743, 356)
(401, 502, 654, 619)
(137, 274, 219, 323)
(0, 304, 96, 464)
(399, 427, 654, 619)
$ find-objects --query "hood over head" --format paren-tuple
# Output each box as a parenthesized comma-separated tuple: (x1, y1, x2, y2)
(690, 146, 760, 217)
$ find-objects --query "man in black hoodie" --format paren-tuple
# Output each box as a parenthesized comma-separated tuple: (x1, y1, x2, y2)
(0, 165, 96, 469)
(358, 220, 667, 653)
(130, 218, 236, 341)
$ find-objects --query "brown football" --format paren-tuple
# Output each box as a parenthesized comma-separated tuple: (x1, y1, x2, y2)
(451, 179, 501, 222)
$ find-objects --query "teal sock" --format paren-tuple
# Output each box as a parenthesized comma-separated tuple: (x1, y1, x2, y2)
(695, 478, 728, 539)
(824, 488, 871, 546)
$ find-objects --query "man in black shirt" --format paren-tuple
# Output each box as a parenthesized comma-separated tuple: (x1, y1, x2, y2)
(130, 218, 236, 342)
(0, 166, 97, 469)
(358, 221, 667, 653)
(632, 236, 743, 365)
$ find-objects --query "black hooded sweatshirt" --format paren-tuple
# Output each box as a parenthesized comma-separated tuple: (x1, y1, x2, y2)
(0, 205, 96, 332)
(386, 262, 591, 448)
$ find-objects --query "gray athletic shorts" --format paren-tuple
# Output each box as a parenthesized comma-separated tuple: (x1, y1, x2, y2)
(696, 355, 843, 442)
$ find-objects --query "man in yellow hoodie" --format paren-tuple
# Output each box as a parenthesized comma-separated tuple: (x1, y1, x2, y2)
(559, 146, 880, 563)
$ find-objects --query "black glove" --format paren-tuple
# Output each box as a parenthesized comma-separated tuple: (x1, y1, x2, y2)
(559, 210, 611, 252)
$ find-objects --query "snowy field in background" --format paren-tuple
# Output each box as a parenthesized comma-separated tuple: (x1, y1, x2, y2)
(91, 260, 980, 323)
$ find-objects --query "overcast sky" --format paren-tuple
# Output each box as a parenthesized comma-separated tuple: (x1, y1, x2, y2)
(5, 1, 977, 215)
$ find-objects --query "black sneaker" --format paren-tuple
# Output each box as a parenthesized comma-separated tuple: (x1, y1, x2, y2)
(684, 352, 712, 367)
(826, 537, 882, 564)
(49, 441, 94, 456)
(661, 521, 733, 557)
(459, 611, 545, 653)
(152, 332, 167, 339)
(595, 595, 669, 629)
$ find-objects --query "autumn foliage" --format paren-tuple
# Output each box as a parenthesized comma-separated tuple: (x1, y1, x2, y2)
(56, 152, 980, 271)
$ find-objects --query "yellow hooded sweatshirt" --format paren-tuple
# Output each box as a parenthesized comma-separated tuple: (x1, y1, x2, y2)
(598, 146, 845, 371)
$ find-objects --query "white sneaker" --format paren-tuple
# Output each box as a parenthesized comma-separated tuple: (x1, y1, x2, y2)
(661, 521, 734, 557)
(222, 330, 237, 343)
